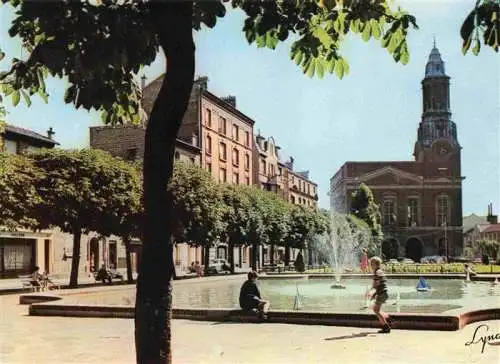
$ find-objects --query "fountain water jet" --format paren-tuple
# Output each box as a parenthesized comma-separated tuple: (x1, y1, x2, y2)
(312, 213, 371, 289)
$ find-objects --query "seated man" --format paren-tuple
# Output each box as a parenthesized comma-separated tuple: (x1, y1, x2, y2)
(30, 266, 43, 290)
(95, 264, 112, 284)
(239, 270, 270, 319)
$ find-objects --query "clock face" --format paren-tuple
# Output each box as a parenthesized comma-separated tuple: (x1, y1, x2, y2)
(432, 141, 452, 157)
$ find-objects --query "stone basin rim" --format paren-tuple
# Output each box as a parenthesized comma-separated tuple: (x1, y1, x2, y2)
(20, 292, 500, 332)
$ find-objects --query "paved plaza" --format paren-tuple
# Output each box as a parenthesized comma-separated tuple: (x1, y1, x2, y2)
(0, 293, 498, 364)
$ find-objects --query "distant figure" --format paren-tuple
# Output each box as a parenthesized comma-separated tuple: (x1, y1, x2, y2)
(30, 266, 43, 289)
(416, 276, 431, 291)
(194, 261, 203, 277)
(369, 257, 392, 333)
(360, 249, 369, 273)
(96, 264, 112, 284)
(464, 264, 477, 282)
(239, 270, 270, 320)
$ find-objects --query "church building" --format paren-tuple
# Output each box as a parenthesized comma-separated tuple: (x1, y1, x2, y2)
(329, 45, 463, 263)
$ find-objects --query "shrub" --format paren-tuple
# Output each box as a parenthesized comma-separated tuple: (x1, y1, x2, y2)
(482, 254, 490, 265)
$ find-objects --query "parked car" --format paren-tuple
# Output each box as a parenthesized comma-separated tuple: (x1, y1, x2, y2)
(387, 259, 399, 265)
(401, 258, 415, 264)
(210, 258, 230, 273)
(420, 255, 446, 264)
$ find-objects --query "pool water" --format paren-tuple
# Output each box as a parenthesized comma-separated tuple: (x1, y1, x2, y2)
(66, 277, 500, 314)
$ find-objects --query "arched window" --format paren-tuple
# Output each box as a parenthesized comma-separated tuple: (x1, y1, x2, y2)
(436, 195, 450, 226)
(174, 151, 180, 160)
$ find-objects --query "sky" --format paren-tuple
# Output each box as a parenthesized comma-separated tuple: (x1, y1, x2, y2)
(0, 1, 498, 216)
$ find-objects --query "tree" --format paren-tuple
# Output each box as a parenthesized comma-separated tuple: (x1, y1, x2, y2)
(294, 250, 305, 272)
(29, 148, 141, 287)
(477, 239, 500, 263)
(1, 0, 494, 362)
(351, 183, 383, 248)
(0, 152, 42, 231)
(258, 188, 291, 266)
(169, 161, 226, 273)
(221, 184, 253, 273)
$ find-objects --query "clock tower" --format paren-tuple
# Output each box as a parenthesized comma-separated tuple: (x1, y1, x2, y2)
(414, 43, 461, 175)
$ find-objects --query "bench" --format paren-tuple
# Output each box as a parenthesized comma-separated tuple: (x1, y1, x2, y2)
(18, 275, 42, 292)
(93, 269, 124, 284)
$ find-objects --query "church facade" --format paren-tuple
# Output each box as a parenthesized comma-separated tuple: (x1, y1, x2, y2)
(330, 46, 463, 263)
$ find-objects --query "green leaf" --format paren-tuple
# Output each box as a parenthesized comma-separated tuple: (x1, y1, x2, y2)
(293, 50, 303, 65)
(316, 59, 325, 78)
(306, 59, 316, 78)
(12, 90, 20, 106)
(37, 68, 45, 91)
(20, 89, 31, 107)
(0, 51, 5, 62)
(462, 34, 473, 55)
(327, 58, 335, 73)
(335, 58, 344, 79)
(472, 39, 480, 55)
(362, 22, 371, 42)
(371, 20, 381, 39)
(400, 43, 409, 65)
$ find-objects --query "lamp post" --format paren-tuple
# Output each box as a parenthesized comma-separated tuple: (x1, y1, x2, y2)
(442, 221, 448, 262)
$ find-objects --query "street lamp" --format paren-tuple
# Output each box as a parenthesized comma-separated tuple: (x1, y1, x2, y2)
(442, 221, 448, 262)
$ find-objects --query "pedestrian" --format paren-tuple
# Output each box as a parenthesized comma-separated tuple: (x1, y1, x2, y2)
(360, 248, 369, 273)
(369, 256, 392, 333)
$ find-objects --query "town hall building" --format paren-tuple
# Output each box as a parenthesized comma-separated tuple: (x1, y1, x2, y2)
(330, 45, 463, 263)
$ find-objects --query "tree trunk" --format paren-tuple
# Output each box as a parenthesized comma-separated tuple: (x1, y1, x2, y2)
(308, 245, 313, 267)
(204, 245, 210, 274)
(251, 243, 258, 271)
(270, 244, 275, 265)
(134, 3, 194, 364)
(285, 246, 290, 266)
(68, 229, 81, 288)
(124, 236, 133, 284)
(228, 241, 235, 274)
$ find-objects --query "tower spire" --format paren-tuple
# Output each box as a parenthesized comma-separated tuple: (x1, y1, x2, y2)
(433, 35, 436, 48)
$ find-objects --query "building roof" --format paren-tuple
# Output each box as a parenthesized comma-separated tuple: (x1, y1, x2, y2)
(425, 43, 447, 78)
(4, 124, 59, 146)
(483, 224, 500, 234)
(141, 74, 256, 126)
(463, 214, 490, 232)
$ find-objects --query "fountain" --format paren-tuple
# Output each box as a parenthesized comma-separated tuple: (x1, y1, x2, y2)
(312, 213, 371, 289)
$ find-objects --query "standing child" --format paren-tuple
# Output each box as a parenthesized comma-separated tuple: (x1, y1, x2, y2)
(370, 256, 392, 333)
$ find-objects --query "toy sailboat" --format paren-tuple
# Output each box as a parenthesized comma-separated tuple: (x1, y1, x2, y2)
(416, 277, 431, 292)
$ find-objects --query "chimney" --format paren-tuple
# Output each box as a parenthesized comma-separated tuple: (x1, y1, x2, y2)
(191, 133, 198, 147)
(141, 75, 147, 90)
(195, 76, 209, 91)
(285, 156, 294, 171)
(221, 96, 236, 108)
(47, 127, 55, 140)
(487, 203, 498, 224)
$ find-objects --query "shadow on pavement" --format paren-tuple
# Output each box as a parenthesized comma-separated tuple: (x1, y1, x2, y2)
(324, 331, 377, 341)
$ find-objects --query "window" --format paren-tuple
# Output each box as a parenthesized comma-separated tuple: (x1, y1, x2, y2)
(382, 200, 396, 225)
(261, 159, 266, 174)
(206, 162, 212, 173)
(232, 148, 239, 166)
(245, 131, 250, 147)
(244, 153, 250, 170)
(291, 195, 296, 204)
(270, 164, 275, 177)
(219, 142, 227, 161)
(219, 168, 227, 183)
(174, 151, 180, 160)
(436, 195, 449, 226)
(407, 198, 419, 226)
(190, 157, 195, 164)
(232, 172, 239, 184)
(205, 108, 212, 128)
(219, 117, 226, 134)
(245, 176, 250, 185)
(205, 134, 212, 154)
(307, 184, 310, 195)
(232, 124, 239, 141)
